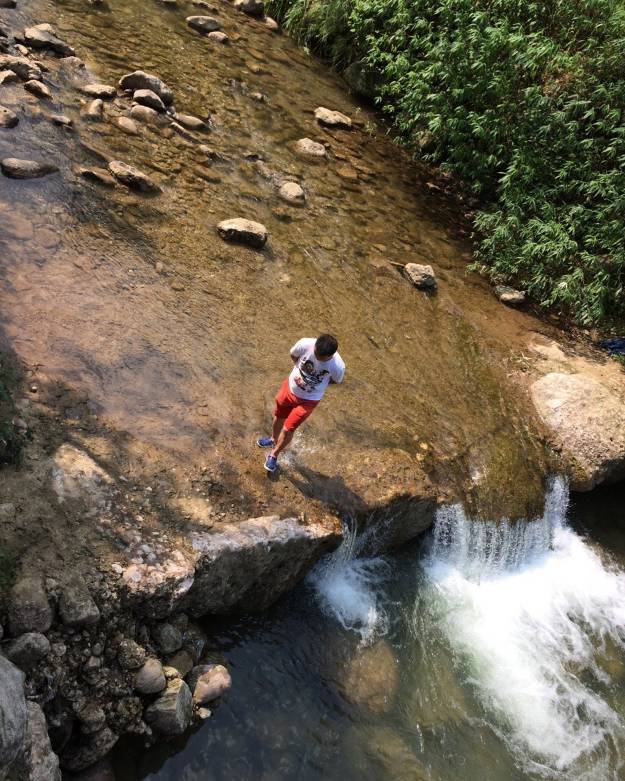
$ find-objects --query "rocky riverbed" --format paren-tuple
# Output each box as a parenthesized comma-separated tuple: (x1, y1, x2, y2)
(2, 0, 625, 777)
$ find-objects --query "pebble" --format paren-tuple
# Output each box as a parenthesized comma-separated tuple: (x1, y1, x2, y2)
(51, 114, 72, 127)
(0, 104, 18, 128)
(295, 137, 327, 159)
(264, 16, 279, 31)
(34, 227, 60, 248)
(24, 79, 51, 99)
(130, 103, 160, 125)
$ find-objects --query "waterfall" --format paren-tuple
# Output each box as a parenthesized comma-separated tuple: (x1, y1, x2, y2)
(423, 476, 625, 779)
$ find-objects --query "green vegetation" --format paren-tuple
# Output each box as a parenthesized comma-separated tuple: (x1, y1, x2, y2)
(268, 0, 625, 326)
(0, 352, 22, 466)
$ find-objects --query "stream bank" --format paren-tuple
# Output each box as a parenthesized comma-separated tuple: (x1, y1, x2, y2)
(1, 0, 625, 777)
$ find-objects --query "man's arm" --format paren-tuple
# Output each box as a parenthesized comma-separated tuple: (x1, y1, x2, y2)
(290, 339, 305, 363)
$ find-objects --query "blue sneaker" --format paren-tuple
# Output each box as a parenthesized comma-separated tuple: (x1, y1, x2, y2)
(264, 454, 278, 473)
(256, 436, 275, 448)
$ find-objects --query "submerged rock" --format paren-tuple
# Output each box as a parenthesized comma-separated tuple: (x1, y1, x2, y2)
(0, 104, 18, 128)
(119, 70, 173, 106)
(81, 83, 116, 99)
(133, 88, 164, 112)
(144, 678, 193, 736)
(404, 263, 437, 290)
(23, 25, 75, 57)
(186, 15, 220, 33)
(79, 167, 116, 187)
(60, 727, 117, 772)
(295, 137, 327, 159)
(8, 575, 53, 635)
(216, 217, 267, 248)
(108, 160, 161, 193)
(0, 0, 17, 7)
(342, 641, 398, 714)
(495, 285, 526, 306)
(0, 657, 27, 779)
(314, 106, 352, 129)
(24, 79, 52, 99)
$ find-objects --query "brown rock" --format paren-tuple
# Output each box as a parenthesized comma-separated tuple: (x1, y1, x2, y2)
(24, 79, 52, 99)
(116, 116, 139, 135)
(79, 167, 116, 187)
(216, 217, 267, 248)
(108, 160, 161, 193)
(186, 15, 220, 33)
(342, 641, 398, 714)
(81, 83, 116, 99)
(295, 137, 327, 159)
(314, 106, 352, 129)
(0, 104, 18, 128)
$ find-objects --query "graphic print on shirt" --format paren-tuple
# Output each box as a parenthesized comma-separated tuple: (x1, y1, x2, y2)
(294, 358, 330, 394)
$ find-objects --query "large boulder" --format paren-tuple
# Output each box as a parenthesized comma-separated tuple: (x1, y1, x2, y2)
(216, 218, 267, 249)
(59, 581, 100, 628)
(8, 575, 53, 635)
(144, 678, 192, 736)
(118, 71, 173, 106)
(22, 702, 61, 781)
(0, 656, 27, 781)
(530, 372, 625, 491)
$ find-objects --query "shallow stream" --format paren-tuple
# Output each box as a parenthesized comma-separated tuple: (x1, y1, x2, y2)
(114, 478, 625, 781)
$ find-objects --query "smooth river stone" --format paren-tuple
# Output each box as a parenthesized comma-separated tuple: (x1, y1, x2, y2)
(314, 106, 352, 129)
(108, 160, 161, 193)
(1, 158, 58, 179)
(186, 15, 220, 33)
(216, 218, 267, 248)
(295, 137, 327, 159)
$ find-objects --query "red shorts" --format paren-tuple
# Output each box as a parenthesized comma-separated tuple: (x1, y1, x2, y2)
(274, 378, 319, 431)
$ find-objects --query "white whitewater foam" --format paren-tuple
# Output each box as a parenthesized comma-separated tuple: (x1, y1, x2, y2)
(310, 519, 390, 643)
(423, 477, 625, 779)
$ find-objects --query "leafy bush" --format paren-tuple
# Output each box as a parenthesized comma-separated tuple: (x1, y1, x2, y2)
(268, 0, 625, 326)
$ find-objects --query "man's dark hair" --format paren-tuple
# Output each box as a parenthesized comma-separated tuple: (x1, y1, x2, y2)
(315, 333, 338, 357)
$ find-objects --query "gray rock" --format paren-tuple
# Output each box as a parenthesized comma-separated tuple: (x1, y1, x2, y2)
(152, 622, 182, 654)
(174, 112, 206, 130)
(495, 285, 526, 306)
(0, 656, 27, 781)
(0, 104, 18, 128)
(404, 263, 437, 290)
(183, 623, 206, 663)
(23, 25, 75, 57)
(134, 658, 166, 695)
(129, 103, 161, 125)
(108, 160, 161, 193)
(132, 88, 164, 112)
(5, 632, 50, 670)
(314, 106, 352, 129)
(118, 70, 173, 106)
(0, 70, 19, 85)
(84, 98, 104, 120)
(8, 575, 53, 635)
(79, 167, 116, 187)
(233, 0, 264, 16)
(60, 727, 117, 772)
(77, 703, 106, 735)
(279, 181, 305, 205)
(24, 79, 52, 99)
(207, 31, 229, 43)
(22, 702, 61, 781)
(117, 639, 146, 670)
(216, 218, 267, 248)
(81, 83, 116, 99)
(166, 648, 194, 678)
(0, 55, 41, 81)
(187, 664, 231, 704)
(59, 581, 100, 627)
(186, 15, 220, 33)
(295, 137, 327, 159)
(116, 116, 139, 135)
(144, 678, 192, 736)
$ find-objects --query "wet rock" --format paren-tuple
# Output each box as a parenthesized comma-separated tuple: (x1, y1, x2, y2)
(8, 575, 53, 635)
(295, 137, 327, 159)
(278, 181, 305, 206)
(23, 25, 75, 57)
(119, 70, 173, 106)
(186, 15, 220, 33)
(264, 16, 279, 31)
(22, 702, 61, 781)
(24, 79, 52, 99)
(530, 372, 625, 491)
(144, 678, 192, 736)
(77, 703, 106, 735)
(167, 648, 194, 678)
(183, 623, 206, 663)
(314, 106, 352, 129)
(187, 664, 231, 704)
(129, 103, 161, 125)
(495, 285, 526, 306)
(116, 116, 139, 135)
(0, 70, 19, 85)
(51, 114, 72, 127)
(216, 217, 267, 249)
(342, 640, 398, 714)
(0, 104, 18, 128)
(174, 112, 206, 130)
(0, 656, 27, 780)
(404, 263, 437, 290)
(207, 31, 229, 44)
(133, 88, 164, 112)
(60, 727, 117, 772)
(0, 157, 59, 179)
(79, 167, 116, 187)
(81, 83, 116, 99)
(5, 631, 50, 670)
(84, 99, 104, 120)
(0, 55, 41, 81)
(134, 658, 166, 695)
(346, 725, 427, 781)
(108, 160, 161, 193)
(233, 0, 264, 16)
(117, 639, 146, 670)
(59, 581, 100, 627)
(152, 622, 182, 654)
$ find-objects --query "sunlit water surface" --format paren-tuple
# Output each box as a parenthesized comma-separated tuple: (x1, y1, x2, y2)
(116, 478, 625, 781)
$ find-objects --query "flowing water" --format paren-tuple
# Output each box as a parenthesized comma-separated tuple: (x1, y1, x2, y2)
(114, 478, 625, 781)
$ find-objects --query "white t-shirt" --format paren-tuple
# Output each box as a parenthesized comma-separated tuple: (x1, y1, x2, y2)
(289, 338, 345, 401)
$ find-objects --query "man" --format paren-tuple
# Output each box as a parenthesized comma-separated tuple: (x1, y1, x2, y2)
(257, 334, 345, 472)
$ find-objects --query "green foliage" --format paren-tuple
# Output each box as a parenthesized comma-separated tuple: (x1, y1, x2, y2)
(0, 353, 22, 466)
(267, 0, 625, 325)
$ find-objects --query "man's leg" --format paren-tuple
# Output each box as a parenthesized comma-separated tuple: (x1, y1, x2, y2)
(271, 415, 285, 444)
(271, 427, 294, 458)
